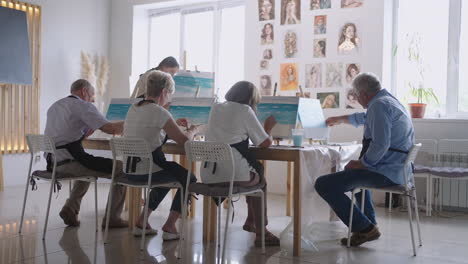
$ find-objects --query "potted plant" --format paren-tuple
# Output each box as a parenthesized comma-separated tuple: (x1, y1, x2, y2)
(405, 34, 439, 118)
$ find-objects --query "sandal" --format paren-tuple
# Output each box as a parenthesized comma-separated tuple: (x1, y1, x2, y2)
(255, 231, 280, 247)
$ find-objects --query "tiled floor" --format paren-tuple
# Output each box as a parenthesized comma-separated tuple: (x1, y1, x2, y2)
(1, 183, 468, 264)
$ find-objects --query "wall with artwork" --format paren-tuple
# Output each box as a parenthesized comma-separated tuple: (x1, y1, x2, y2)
(245, 0, 392, 143)
(245, 0, 391, 194)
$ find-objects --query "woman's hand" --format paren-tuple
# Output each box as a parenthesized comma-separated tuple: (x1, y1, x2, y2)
(176, 118, 189, 129)
(264, 115, 277, 134)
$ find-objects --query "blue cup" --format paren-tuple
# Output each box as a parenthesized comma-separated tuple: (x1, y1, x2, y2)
(292, 129, 304, 147)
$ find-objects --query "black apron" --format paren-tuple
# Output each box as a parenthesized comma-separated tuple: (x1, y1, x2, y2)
(359, 138, 409, 159)
(46, 95, 113, 173)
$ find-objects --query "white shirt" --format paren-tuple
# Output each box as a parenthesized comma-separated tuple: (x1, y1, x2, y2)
(201, 102, 269, 183)
(44, 95, 109, 162)
(123, 103, 172, 174)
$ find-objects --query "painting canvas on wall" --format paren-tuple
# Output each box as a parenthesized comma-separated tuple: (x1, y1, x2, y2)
(317, 92, 340, 109)
(326, 63, 343, 87)
(281, 0, 301, 25)
(280, 63, 299, 91)
(305, 63, 322, 88)
(258, 0, 275, 21)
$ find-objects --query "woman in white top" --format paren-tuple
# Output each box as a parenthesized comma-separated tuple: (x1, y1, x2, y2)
(124, 70, 199, 239)
(201, 81, 280, 246)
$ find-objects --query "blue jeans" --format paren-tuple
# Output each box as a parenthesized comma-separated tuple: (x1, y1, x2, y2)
(314, 169, 398, 232)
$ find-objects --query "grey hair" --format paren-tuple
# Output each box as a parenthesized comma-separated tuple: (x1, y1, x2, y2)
(225, 81, 261, 111)
(352, 72, 382, 95)
(146, 70, 175, 97)
(70, 79, 93, 93)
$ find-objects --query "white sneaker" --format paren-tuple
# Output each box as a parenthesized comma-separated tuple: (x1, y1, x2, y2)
(162, 231, 180, 241)
(132, 227, 158, 237)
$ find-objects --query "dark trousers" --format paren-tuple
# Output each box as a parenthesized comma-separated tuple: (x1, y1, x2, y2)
(128, 162, 196, 213)
(314, 169, 398, 232)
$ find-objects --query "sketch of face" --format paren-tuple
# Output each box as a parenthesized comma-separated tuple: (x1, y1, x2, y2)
(310, 67, 318, 79)
(323, 94, 336, 108)
(288, 67, 293, 75)
(284, 32, 297, 57)
(314, 41, 325, 57)
(260, 0, 273, 19)
(265, 24, 273, 35)
(316, 17, 324, 26)
(261, 76, 268, 87)
(345, 25, 355, 40)
(311, 0, 320, 9)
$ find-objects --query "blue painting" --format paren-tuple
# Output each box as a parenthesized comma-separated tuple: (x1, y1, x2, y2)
(173, 70, 214, 97)
(169, 105, 212, 125)
(257, 103, 299, 125)
(105, 98, 142, 121)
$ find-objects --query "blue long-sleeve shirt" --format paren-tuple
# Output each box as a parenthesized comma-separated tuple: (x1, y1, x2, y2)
(348, 89, 414, 185)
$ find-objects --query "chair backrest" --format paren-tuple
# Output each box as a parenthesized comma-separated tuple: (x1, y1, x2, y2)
(437, 139, 468, 168)
(25, 134, 56, 155)
(184, 141, 234, 163)
(403, 143, 422, 186)
(110, 137, 153, 175)
(184, 141, 235, 184)
(414, 139, 437, 166)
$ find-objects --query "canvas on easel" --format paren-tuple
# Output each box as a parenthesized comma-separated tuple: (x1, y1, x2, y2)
(105, 98, 143, 121)
(173, 70, 215, 97)
(297, 98, 329, 140)
(169, 97, 215, 126)
(257, 96, 299, 138)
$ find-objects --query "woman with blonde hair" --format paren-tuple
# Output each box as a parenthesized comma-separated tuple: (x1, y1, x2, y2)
(124, 70, 199, 239)
(201, 81, 280, 246)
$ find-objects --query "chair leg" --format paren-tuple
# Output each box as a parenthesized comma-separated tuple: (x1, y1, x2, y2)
(406, 195, 417, 256)
(42, 180, 56, 240)
(217, 197, 221, 249)
(412, 190, 423, 247)
(94, 179, 98, 232)
(221, 197, 231, 262)
(19, 160, 33, 234)
(177, 186, 185, 259)
(425, 176, 429, 216)
(389, 192, 393, 212)
(104, 183, 115, 244)
(140, 187, 151, 251)
(260, 192, 265, 254)
(360, 189, 365, 213)
(428, 176, 433, 216)
(347, 189, 356, 248)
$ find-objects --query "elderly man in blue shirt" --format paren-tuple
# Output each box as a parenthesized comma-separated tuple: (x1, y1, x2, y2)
(315, 72, 414, 247)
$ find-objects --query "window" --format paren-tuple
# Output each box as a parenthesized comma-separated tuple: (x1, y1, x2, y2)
(149, 12, 180, 68)
(394, 0, 467, 118)
(148, 2, 245, 100)
(459, 2, 468, 112)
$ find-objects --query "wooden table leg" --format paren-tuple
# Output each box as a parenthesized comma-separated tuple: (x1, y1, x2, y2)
(203, 195, 217, 243)
(0, 153, 4, 191)
(128, 187, 141, 228)
(287, 161, 292, 217)
(293, 158, 301, 256)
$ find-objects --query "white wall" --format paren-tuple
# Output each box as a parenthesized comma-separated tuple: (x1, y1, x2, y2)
(2, 0, 111, 186)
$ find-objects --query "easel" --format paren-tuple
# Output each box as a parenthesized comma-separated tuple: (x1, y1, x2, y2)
(0, 152, 4, 191)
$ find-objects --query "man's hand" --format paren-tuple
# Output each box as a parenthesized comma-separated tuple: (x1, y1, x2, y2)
(325, 115, 349, 127)
(344, 160, 366, 170)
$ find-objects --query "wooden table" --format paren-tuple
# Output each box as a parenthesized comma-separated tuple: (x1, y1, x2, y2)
(83, 139, 303, 256)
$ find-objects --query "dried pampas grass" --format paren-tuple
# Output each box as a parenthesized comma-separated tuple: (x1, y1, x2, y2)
(80, 51, 110, 113)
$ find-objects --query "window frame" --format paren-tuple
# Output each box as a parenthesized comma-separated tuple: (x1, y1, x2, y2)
(148, 0, 245, 95)
(392, 0, 466, 119)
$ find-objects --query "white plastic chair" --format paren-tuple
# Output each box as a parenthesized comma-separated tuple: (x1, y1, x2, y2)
(347, 143, 422, 256)
(432, 139, 468, 211)
(182, 141, 266, 262)
(19, 134, 98, 239)
(104, 137, 185, 253)
(413, 139, 438, 216)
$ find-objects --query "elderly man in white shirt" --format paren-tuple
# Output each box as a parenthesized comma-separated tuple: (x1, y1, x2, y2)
(44, 79, 127, 228)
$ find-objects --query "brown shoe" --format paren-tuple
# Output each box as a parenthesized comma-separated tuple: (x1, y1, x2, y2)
(341, 226, 381, 247)
(59, 206, 80, 227)
(101, 219, 129, 229)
